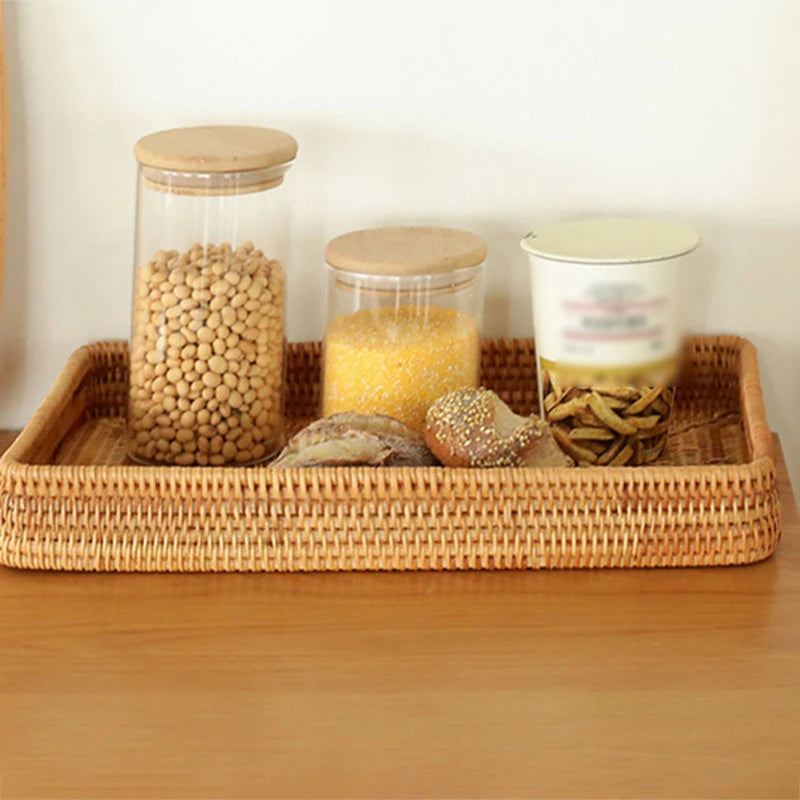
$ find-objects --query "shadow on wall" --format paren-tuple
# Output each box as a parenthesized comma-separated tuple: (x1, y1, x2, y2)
(0, 2, 28, 409)
(274, 116, 746, 347)
(274, 117, 800, 494)
(687, 215, 800, 493)
(0, 47, 794, 494)
(276, 116, 538, 343)
(288, 119, 800, 491)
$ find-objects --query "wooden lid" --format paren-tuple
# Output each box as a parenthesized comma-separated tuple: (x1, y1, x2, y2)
(521, 217, 699, 264)
(134, 125, 297, 174)
(325, 227, 487, 276)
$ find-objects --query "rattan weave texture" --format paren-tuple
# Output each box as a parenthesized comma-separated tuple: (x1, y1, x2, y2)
(0, 337, 780, 571)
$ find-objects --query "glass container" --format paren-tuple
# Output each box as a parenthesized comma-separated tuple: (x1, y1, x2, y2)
(128, 125, 297, 466)
(323, 226, 486, 432)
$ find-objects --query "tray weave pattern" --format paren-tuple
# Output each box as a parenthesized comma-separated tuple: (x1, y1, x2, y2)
(0, 337, 780, 571)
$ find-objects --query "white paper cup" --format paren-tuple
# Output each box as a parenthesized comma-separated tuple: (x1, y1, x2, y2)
(521, 217, 700, 466)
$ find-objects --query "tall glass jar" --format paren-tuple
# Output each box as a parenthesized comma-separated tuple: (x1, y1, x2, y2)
(128, 125, 297, 466)
(323, 226, 486, 432)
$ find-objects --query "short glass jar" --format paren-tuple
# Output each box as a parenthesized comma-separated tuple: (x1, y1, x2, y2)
(323, 226, 486, 432)
(128, 125, 297, 466)
(521, 217, 699, 467)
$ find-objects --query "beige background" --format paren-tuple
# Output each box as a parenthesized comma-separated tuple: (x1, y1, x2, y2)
(1, 0, 798, 489)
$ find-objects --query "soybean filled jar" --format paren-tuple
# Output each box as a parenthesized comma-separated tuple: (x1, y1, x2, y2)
(128, 125, 297, 466)
(323, 226, 486, 432)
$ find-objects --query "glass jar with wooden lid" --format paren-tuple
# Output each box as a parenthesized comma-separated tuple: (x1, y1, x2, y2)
(128, 125, 297, 466)
(323, 226, 486, 432)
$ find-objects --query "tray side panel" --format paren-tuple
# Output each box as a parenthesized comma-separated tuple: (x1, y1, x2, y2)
(0, 459, 780, 571)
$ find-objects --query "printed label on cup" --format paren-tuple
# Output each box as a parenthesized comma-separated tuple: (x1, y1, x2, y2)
(531, 258, 685, 388)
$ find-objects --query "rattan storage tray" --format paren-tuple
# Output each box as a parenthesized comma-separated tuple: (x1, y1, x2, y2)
(0, 336, 780, 571)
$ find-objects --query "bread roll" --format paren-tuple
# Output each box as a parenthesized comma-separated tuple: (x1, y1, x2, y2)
(271, 412, 438, 468)
(424, 387, 574, 468)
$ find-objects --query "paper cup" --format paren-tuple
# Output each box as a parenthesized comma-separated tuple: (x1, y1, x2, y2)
(521, 217, 699, 466)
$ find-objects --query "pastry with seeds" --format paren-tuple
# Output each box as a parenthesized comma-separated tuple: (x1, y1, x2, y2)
(424, 387, 574, 468)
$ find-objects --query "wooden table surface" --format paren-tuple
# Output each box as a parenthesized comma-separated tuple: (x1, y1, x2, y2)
(0, 433, 798, 800)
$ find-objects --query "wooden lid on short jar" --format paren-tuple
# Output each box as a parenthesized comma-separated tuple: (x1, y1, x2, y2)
(325, 227, 488, 276)
(134, 125, 297, 194)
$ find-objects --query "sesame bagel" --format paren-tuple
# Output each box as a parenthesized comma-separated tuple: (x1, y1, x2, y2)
(424, 387, 574, 468)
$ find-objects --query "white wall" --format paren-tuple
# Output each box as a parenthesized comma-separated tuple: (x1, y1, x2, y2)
(2, 0, 799, 491)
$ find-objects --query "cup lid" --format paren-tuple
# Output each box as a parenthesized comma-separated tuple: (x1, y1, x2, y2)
(134, 125, 298, 174)
(520, 217, 699, 264)
(325, 226, 487, 276)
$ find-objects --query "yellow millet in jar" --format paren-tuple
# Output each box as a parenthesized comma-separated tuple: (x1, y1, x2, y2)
(323, 305, 480, 432)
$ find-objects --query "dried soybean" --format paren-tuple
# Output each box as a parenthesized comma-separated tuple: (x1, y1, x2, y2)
(128, 241, 284, 465)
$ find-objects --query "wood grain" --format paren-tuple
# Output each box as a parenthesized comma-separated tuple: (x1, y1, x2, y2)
(325, 226, 487, 275)
(134, 125, 297, 173)
(0, 434, 798, 799)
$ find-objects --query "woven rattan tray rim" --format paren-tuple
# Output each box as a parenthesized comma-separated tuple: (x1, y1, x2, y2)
(0, 336, 781, 573)
(0, 335, 776, 484)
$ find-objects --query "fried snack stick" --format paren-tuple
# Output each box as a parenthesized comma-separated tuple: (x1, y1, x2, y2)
(541, 370, 674, 467)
